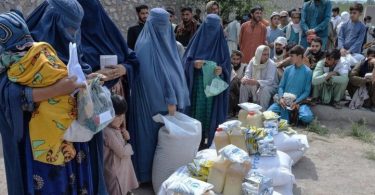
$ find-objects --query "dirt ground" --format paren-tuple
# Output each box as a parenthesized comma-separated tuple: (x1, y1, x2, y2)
(1, 127, 375, 195)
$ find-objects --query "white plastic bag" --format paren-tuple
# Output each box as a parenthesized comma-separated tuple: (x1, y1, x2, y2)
(63, 120, 94, 142)
(152, 112, 202, 193)
(64, 42, 95, 142)
(238, 102, 262, 112)
(67, 42, 86, 95)
(166, 177, 214, 195)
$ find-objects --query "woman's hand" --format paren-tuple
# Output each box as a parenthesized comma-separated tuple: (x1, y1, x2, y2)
(96, 65, 126, 81)
(214, 66, 222, 76)
(32, 76, 85, 102)
(194, 60, 205, 69)
(54, 76, 86, 95)
(168, 104, 177, 116)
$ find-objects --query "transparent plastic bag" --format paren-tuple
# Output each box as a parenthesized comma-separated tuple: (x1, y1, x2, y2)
(77, 76, 115, 133)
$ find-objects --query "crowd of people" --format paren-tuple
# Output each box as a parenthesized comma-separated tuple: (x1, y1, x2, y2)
(0, 0, 374, 194)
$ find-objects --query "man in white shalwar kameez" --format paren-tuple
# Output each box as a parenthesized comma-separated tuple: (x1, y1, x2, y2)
(239, 45, 279, 110)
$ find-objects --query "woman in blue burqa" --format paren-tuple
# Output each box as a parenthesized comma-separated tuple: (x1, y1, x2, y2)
(26, 0, 139, 194)
(128, 8, 190, 183)
(182, 14, 231, 149)
(0, 2, 93, 194)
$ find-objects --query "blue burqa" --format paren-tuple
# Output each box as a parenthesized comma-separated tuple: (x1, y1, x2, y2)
(0, 73, 25, 195)
(77, 0, 139, 193)
(26, 1, 109, 194)
(182, 14, 231, 146)
(129, 8, 190, 182)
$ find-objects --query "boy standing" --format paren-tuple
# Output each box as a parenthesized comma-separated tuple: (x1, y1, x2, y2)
(338, 3, 366, 58)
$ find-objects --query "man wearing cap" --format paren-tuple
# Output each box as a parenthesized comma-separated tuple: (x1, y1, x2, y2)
(273, 36, 293, 79)
(301, 0, 332, 49)
(279, 11, 290, 30)
(267, 12, 285, 59)
(239, 6, 267, 63)
(166, 8, 177, 30)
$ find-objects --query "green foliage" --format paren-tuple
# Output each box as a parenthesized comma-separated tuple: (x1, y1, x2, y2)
(199, 0, 266, 20)
(307, 119, 329, 136)
(350, 121, 374, 143)
(364, 150, 375, 161)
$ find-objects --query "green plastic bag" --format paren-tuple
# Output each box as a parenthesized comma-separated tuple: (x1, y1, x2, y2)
(202, 61, 228, 97)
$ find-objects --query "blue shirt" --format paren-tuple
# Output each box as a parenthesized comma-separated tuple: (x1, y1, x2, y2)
(278, 64, 312, 103)
(301, 0, 332, 37)
(338, 21, 366, 54)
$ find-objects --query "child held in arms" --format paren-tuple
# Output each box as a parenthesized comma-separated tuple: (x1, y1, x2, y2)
(0, 11, 85, 165)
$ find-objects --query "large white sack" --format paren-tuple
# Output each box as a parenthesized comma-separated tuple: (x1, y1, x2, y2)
(273, 182, 293, 195)
(274, 133, 309, 152)
(152, 112, 202, 193)
(250, 151, 295, 187)
(286, 150, 305, 166)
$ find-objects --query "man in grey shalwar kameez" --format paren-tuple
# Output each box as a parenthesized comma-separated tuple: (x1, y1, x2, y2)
(239, 45, 279, 110)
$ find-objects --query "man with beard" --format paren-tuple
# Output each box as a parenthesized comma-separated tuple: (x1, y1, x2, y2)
(273, 36, 293, 79)
(239, 6, 267, 63)
(175, 7, 199, 47)
(304, 37, 325, 70)
(348, 47, 375, 111)
(229, 50, 247, 116)
(312, 49, 349, 109)
(239, 45, 278, 110)
(127, 5, 149, 50)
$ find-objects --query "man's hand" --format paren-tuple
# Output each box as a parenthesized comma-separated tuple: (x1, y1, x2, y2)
(290, 102, 298, 110)
(307, 29, 315, 35)
(340, 48, 348, 56)
(194, 60, 205, 69)
(325, 72, 338, 80)
(280, 98, 287, 108)
(248, 79, 259, 86)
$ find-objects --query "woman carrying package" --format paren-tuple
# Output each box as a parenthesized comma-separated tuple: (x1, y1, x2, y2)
(128, 8, 190, 183)
(182, 14, 231, 149)
(0, 6, 92, 194)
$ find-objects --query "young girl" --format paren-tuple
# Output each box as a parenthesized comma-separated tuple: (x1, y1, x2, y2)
(104, 94, 138, 194)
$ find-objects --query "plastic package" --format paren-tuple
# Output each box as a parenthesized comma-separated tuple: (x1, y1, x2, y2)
(264, 120, 279, 136)
(257, 135, 277, 157)
(242, 172, 273, 195)
(77, 76, 115, 133)
(219, 144, 251, 164)
(238, 103, 263, 112)
(166, 177, 214, 195)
